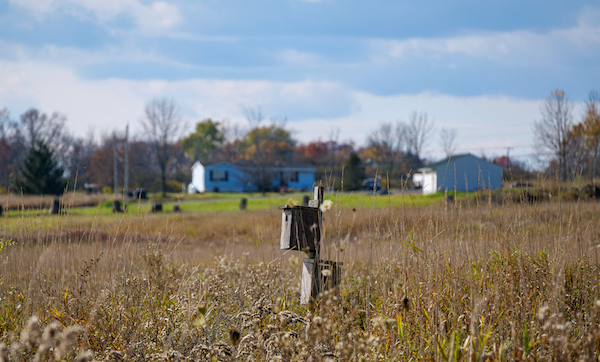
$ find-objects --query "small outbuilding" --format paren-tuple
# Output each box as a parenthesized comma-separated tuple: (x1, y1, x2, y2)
(413, 153, 504, 195)
(188, 161, 316, 193)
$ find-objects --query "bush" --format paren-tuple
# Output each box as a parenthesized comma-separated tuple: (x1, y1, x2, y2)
(102, 186, 113, 194)
(165, 180, 184, 193)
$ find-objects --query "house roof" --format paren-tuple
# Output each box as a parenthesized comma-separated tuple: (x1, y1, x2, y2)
(200, 160, 316, 172)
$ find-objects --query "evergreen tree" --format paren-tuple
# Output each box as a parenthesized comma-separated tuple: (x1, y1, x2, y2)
(15, 140, 65, 195)
(343, 152, 365, 191)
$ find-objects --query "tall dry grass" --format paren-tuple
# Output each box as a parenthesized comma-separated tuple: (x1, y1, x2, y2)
(1, 193, 600, 360)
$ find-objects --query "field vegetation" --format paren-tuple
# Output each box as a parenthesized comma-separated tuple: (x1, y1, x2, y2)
(1, 189, 600, 361)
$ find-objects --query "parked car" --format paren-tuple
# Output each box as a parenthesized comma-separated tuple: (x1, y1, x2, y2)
(362, 178, 381, 191)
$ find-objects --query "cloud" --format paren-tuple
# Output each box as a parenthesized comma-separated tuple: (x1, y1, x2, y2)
(0, 59, 356, 136)
(291, 91, 546, 160)
(0, 56, 552, 162)
(366, 11, 600, 67)
(8, 0, 182, 34)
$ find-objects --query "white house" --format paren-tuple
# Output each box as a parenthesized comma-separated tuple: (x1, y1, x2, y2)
(188, 161, 316, 193)
(413, 153, 504, 195)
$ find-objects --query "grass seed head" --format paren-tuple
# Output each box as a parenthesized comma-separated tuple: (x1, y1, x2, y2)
(20, 316, 42, 348)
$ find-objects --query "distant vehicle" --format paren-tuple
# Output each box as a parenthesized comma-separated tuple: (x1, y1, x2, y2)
(362, 178, 381, 191)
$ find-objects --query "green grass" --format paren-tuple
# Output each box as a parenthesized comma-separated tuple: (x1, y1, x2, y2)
(4, 190, 461, 218)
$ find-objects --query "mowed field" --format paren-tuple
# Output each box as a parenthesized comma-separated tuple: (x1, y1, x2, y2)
(1, 190, 600, 361)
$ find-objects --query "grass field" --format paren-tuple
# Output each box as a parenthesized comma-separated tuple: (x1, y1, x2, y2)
(1, 189, 600, 361)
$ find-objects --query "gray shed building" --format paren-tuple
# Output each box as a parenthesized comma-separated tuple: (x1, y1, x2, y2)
(413, 153, 504, 194)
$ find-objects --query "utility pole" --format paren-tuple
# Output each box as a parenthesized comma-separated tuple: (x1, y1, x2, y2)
(124, 124, 129, 209)
(506, 146, 513, 179)
(113, 135, 118, 197)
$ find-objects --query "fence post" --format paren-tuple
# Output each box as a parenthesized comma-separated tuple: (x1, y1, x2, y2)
(50, 198, 60, 215)
(112, 200, 122, 213)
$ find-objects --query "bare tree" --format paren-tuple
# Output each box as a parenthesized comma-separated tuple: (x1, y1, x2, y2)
(20, 108, 66, 149)
(366, 121, 406, 176)
(406, 111, 435, 160)
(439, 127, 457, 158)
(0, 108, 16, 141)
(241, 105, 264, 129)
(140, 97, 184, 196)
(533, 89, 574, 181)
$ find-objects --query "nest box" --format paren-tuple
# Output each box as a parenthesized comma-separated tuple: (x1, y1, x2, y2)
(280, 205, 320, 251)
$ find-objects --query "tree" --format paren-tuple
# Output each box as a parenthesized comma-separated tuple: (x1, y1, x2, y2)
(15, 140, 65, 195)
(295, 141, 329, 164)
(366, 122, 405, 178)
(238, 114, 296, 193)
(20, 108, 66, 149)
(181, 119, 224, 162)
(439, 128, 458, 158)
(406, 111, 435, 161)
(533, 89, 574, 181)
(140, 97, 184, 196)
(343, 152, 365, 191)
(571, 91, 600, 184)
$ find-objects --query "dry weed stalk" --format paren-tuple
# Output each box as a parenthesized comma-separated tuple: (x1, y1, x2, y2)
(1, 195, 600, 360)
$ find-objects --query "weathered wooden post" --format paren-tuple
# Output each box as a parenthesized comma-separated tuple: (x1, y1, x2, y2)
(112, 200, 122, 213)
(50, 198, 60, 215)
(280, 186, 342, 305)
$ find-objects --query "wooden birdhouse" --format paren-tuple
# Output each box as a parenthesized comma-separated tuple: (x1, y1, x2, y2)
(280, 205, 320, 252)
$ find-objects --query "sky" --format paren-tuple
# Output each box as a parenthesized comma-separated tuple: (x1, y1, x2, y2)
(0, 0, 599, 163)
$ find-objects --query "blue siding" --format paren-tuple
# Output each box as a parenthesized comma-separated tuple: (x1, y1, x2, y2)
(204, 163, 257, 193)
(204, 163, 315, 193)
(270, 170, 315, 191)
(435, 154, 503, 192)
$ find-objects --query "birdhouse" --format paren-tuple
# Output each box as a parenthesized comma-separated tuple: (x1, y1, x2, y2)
(280, 205, 320, 252)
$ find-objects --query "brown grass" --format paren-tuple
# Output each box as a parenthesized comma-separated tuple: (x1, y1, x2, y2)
(0, 192, 111, 212)
(1, 195, 600, 360)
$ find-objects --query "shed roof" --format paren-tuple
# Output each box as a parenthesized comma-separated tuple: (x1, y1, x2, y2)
(426, 153, 505, 171)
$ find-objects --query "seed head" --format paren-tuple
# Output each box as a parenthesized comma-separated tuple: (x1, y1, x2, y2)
(320, 200, 333, 212)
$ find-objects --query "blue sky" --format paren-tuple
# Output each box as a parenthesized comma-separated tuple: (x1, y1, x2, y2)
(1, 0, 599, 162)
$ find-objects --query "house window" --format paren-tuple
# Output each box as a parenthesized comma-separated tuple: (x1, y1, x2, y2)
(210, 170, 228, 182)
(289, 171, 299, 182)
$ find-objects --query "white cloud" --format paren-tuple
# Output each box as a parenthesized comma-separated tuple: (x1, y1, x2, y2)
(279, 49, 324, 66)
(0, 57, 553, 162)
(0, 59, 356, 136)
(291, 92, 546, 160)
(367, 11, 600, 66)
(8, 0, 181, 34)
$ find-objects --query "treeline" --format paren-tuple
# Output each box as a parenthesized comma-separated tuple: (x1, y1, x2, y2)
(3, 89, 588, 197)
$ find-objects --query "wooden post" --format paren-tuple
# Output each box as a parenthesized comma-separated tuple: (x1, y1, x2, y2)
(50, 198, 60, 215)
(112, 200, 122, 213)
(280, 185, 341, 305)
